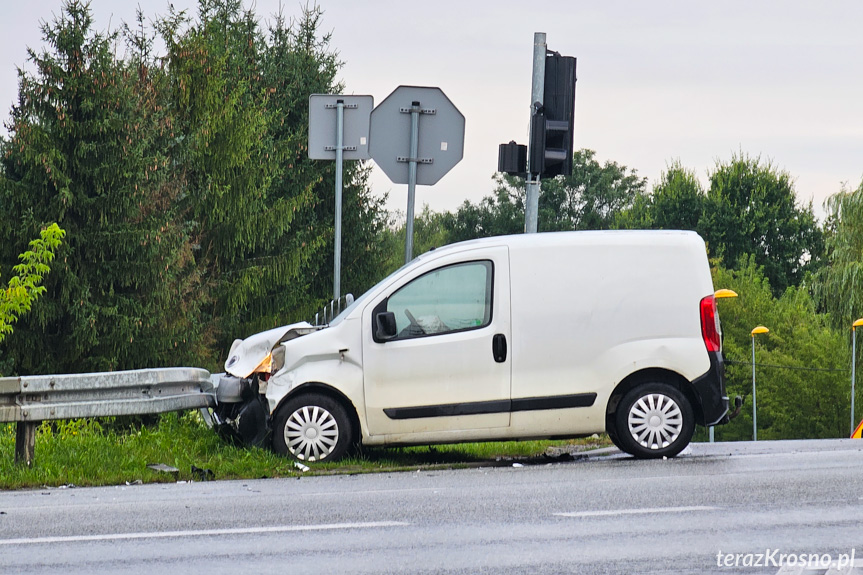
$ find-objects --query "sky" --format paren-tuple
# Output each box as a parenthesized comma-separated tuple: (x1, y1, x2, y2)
(2, 0, 862, 220)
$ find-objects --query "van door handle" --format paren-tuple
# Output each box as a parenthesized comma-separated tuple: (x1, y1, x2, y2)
(492, 334, 507, 363)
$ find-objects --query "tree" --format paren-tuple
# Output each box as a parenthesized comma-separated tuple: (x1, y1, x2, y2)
(710, 258, 849, 441)
(149, 2, 390, 358)
(447, 149, 647, 241)
(646, 161, 705, 230)
(699, 153, 823, 295)
(380, 205, 455, 274)
(446, 182, 525, 243)
(0, 224, 65, 345)
(0, 1, 391, 374)
(0, 1, 199, 374)
(154, 0, 281, 356)
(540, 149, 647, 231)
(813, 178, 863, 328)
(258, 5, 388, 326)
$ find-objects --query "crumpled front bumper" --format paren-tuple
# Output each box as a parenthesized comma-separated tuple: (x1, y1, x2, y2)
(205, 373, 270, 448)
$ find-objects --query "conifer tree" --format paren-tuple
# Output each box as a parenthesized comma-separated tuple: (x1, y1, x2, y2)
(157, 1, 388, 351)
(1, 0, 390, 373)
(260, 5, 387, 329)
(0, 1, 198, 373)
(156, 0, 279, 351)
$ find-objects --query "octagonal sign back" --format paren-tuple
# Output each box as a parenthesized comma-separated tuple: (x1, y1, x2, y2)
(369, 86, 465, 186)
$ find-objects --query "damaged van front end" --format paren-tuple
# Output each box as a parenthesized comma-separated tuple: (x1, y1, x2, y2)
(208, 322, 322, 448)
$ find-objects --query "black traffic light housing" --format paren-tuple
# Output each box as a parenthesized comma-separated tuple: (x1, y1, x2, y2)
(498, 141, 527, 176)
(530, 53, 576, 179)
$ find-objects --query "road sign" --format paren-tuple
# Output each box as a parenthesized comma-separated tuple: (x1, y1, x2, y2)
(308, 94, 374, 300)
(369, 86, 465, 186)
(308, 94, 373, 160)
(369, 86, 465, 263)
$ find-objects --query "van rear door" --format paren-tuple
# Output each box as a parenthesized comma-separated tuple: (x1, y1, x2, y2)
(361, 247, 512, 436)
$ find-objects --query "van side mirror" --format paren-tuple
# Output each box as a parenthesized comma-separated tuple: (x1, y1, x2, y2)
(375, 311, 398, 341)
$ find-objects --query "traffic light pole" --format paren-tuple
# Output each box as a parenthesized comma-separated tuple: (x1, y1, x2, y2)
(525, 177, 540, 234)
(525, 32, 546, 234)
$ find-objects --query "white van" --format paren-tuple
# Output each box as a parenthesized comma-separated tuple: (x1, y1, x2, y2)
(211, 230, 736, 461)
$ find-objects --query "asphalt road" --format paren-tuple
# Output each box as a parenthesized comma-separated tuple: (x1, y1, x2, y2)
(2, 439, 863, 574)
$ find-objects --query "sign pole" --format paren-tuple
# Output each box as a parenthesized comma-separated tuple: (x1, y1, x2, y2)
(525, 32, 546, 234)
(333, 99, 345, 301)
(405, 100, 421, 263)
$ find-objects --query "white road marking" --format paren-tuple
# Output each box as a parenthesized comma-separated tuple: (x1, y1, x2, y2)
(0, 521, 409, 546)
(555, 505, 718, 518)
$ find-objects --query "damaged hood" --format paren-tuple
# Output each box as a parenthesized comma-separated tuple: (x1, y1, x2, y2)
(225, 322, 320, 378)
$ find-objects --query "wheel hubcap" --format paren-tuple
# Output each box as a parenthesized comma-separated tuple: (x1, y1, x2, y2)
(284, 405, 339, 461)
(627, 393, 683, 450)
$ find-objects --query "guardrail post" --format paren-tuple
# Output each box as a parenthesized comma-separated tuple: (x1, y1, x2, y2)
(15, 421, 36, 466)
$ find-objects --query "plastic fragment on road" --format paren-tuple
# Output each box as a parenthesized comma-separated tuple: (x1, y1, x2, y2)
(147, 463, 180, 476)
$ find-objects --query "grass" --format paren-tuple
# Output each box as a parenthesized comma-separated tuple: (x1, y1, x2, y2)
(0, 412, 611, 489)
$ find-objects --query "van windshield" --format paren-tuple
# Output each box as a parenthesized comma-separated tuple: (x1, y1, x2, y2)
(328, 259, 416, 326)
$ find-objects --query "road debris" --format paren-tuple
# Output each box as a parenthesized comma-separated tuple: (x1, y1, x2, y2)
(147, 463, 180, 477)
(191, 465, 215, 481)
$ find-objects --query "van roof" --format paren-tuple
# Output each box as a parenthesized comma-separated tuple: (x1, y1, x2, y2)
(415, 230, 705, 261)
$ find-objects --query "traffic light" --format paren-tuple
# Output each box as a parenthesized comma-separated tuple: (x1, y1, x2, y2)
(498, 141, 527, 176)
(529, 53, 576, 179)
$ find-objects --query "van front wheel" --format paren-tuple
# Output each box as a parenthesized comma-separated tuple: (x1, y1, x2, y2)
(273, 393, 353, 462)
(614, 383, 694, 459)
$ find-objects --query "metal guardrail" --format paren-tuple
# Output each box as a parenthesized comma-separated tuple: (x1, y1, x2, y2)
(0, 367, 216, 465)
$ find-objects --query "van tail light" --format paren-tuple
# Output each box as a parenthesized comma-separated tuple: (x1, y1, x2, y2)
(700, 295, 721, 353)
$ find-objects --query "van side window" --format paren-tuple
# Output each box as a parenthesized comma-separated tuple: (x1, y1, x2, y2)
(386, 261, 493, 340)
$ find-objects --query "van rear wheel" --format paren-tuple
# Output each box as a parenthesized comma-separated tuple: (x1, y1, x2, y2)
(614, 383, 694, 459)
(273, 393, 353, 462)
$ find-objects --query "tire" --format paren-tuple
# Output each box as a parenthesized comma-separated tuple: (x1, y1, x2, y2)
(272, 393, 353, 462)
(613, 383, 694, 459)
(605, 424, 625, 452)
